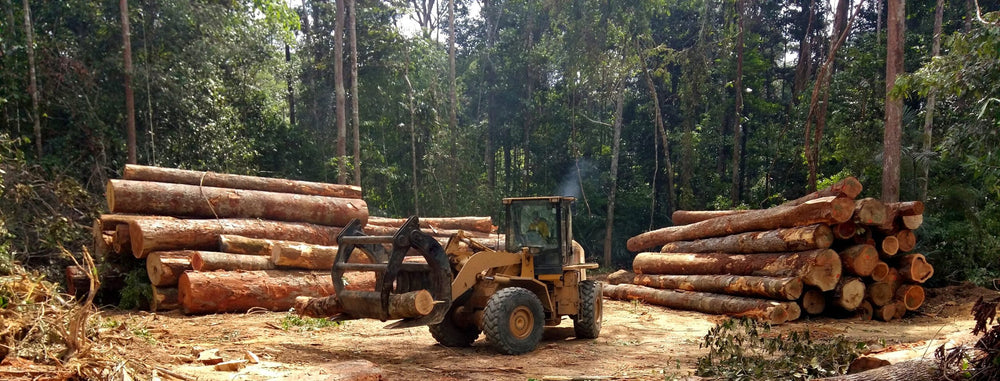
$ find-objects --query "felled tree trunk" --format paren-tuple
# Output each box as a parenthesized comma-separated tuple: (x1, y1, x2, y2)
(128, 218, 343, 258)
(853, 198, 887, 226)
(895, 230, 916, 252)
(107, 179, 368, 227)
(830, 277, 866, 311)
(272, 242, 372, 269)
(896, 254, 933, 283)
(218, 234, 275, 256)
(895, 284, 925, 311)
(113, 224, 131, 255)
(670, 210, 750, 226)
(178, 270, 334, 314)
(123, 164, 362, 198)
(867, 281, 894, 306)
(879, 236, 899, 257)
(814, 358, 941, 381)
(800, 287, 826, 315)
(633, 249, 842, 291)
(151, 286, 179, 311)
(603, 283, 790, 324)
(366, 216, 494, 233)
(832, 221, 858, 240)
(659, 224, 833, 254)
(190, 251, 275, 271)
(293, 290, 434, 319)
(628, 196, 854, 251)
(632, 273, 803, 300)
(856, 300, 874, 321)
(146, 251, 193, 287)
(607, 269, 637, 285)
(873, 302, 898, 321)
(781, 177, 863, 207)
(871, 261, 890, 282)
(840, 244, 878, 277)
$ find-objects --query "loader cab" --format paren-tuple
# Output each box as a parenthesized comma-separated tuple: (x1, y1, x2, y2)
(503, 196, 575, 275)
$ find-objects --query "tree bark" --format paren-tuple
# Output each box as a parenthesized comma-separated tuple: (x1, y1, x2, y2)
(831, 276, 866, 311)
(603, 283, 790, 324)
(123, 165, 362, 198)
(780, 177, 863, 207)
(801, 287, 826, 315)
(660, 224, 833, 254)
(178, 270, 334, 314)
(603, 89, 626, 267)
(366, 216, 494, 233)
(642, 50, 676, 216)
(128, 218, 343, 258)
(151, 286, 179, 311)
(840, 244, 878, 277)
(883, 0, 905, 203)
(272, 241, 371, 269)
(897, 254, 933, 283)
(730, 0, 746, 204)
(146, 251, 193, 286)
(920, 0, 944, 202)
(607, 269, 636, 285)
(21, 0, 43, 158)
(218, 234, 275, 256)
(348, 0, 361, 187)
(816, 359, 942, 381)
(120, 0, 137, 164)
(632, 273, 802, 300)
(895, 284, 925, 311)
(190, 251, 275, 272)
(671, 210, 750, 225)
(107, 179, 368, 227)
(98, 213, 177, 231)
(628, 196, 854, 251)
(334, 0, 348, 184)
(854, 198, 888, 226)
(633, 249, 842, 291)
(294, 290, 434, 319)
(447, 0, 458, 180)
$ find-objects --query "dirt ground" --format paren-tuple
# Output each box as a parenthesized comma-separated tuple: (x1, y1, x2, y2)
(81, 282, 994, 381)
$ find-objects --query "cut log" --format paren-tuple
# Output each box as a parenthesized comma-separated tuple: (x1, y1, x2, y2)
(293, 290, 434, 319)
(603, 283, 789, 324)
(670, 210, 750, 225)
(876, 201, 925, 233)
(363, 224, 496, 240)
(633, 249, 843, 291)
(901, 214, 923, 230)
(884, 267, 902, 291)
(122, 164, 363, 198)
(856, 300, 873, 321)
(65, 265, 90, 299)
(631, 273, 803, 300)
(800, 287, 826, 315)
(867, 281, 894, 306)
(896, 254, 933, 283)
(873, 302, 897, 321)
(190, 251, 275, 272)
(871, 261, 890, 282)
(892, 300, 907, 319)
(659, 224, 833, 254)
(272, 242, 372, 270)
(128, 218, 343, 258)
(627, 196, 854, 251)
(366, 216, 494, 233)
(92, 219, 114, 259)
(853, 198, 887, 226)
(782, 302, 802, 321)
(146, 251, 194, 287)
(840, 244, 878, 277)
(113, 224, 131, 255)
(607, 269, 637, 285)
(97, 213, 176, 231)
(107, 179, 368, 227)
(830, 277, 866, 311)
(894, 230, 916, 252)
(218, 234, 274, 256)
(879, 236, 899, 257)
(151, 286, 179, 311)
(895, 284, 925, 311)
(178, 270, 334, 314)
(780, 177, 864, 207)
(832, 221, 858, 240)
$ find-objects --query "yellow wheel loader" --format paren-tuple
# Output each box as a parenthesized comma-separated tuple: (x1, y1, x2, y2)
(330, 196, 602, 355)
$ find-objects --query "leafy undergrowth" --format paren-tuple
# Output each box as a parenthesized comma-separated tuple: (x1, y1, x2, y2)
(695, 318, 866, 381)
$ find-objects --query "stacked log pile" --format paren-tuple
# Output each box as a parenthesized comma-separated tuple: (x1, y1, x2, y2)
(608, 177, 931, 324)
(80, 165, 499, 315)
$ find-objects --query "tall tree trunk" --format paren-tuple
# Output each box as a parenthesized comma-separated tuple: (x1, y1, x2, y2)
(120, 0, 137, 164)
(22, 0, 41, 158)
(334, 0, 348, 184)
(348, 0, 361, 187)
(286, 44, 295, 126)
(731, 0, 745, 204)
(404, 47, 419, 215)
(883, 0, 905, 203)
(792, 0, 816, 99)
(448, 0, 458, 181)
(920, 0, 944, 202)
(642, 50, 676, 216)
(483, 0, 497, 188)
(603, 88, 626, 268)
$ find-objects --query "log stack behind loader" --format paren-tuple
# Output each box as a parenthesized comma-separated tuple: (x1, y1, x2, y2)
(610, 177, 930, 324)
(74, 165, 501, 314)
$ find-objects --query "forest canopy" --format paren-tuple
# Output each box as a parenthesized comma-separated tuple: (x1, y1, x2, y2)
(1, 0, 998, 285)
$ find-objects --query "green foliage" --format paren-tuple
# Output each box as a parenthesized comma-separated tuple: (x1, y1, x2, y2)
(278, 313, 342, 332)
(118, 268, 152, 310)
(696, 318, 865, 380)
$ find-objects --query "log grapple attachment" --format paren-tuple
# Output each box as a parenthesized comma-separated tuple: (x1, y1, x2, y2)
(333, 217, 453, 328)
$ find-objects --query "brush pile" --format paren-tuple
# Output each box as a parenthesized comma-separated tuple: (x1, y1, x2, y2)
(76, 165, 499, 315)
(609, 177, 930, 324)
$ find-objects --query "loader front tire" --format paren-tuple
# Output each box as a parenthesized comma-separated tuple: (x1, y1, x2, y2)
(483, 287, 544, 355)
(572, 280, 602, 339)
(429, 306, 480, 347)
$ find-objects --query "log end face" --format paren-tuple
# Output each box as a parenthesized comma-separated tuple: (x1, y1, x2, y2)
(814, 224, 834, 249)
(805, 249, 843, 292)
(831, 197, 856, 223)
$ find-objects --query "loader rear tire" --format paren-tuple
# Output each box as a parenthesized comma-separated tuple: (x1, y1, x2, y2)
(483, 287, 544, 355)
(429, 306, 480, 347)
(573, 280, 602, 339)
